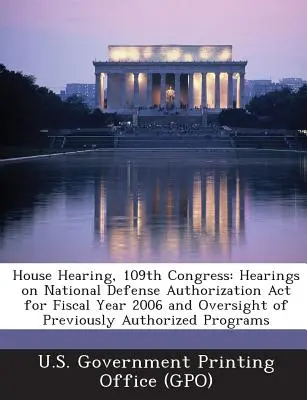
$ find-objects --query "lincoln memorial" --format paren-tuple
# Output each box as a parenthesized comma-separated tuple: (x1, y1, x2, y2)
(93, 45, 247, 112)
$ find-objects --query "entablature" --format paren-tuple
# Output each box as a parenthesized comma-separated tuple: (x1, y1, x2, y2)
(93, 61, 247, 75)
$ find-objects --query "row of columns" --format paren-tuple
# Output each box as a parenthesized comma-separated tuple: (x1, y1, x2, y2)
(96, 71, 245, 109)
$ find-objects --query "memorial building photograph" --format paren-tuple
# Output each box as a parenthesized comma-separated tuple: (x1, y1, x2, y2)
(93, 45, 247, 113)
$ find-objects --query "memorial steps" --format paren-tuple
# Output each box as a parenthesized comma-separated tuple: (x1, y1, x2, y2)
(47, 127, 307, 153)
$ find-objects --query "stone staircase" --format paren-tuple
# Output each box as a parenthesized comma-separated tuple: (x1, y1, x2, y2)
(115, 131, 233, 149)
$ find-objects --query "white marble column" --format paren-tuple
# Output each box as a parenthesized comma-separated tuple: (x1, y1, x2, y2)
(215, 72, 220, 109)
(239, 72, 245, 108)
(188, 73, 194, 108)
(227, 72, 233, 109)
(175, 73, 181, 108)
(121, 73, 126, 108)
(133, 72, 139, 107)
(107, 73, 112, 109)
(101, 74, 105, 108)
(95, 73, 102, 108)
(160, 73, 166, 107)
(201, 72, 207, 108)
(147, 73, 152, 107)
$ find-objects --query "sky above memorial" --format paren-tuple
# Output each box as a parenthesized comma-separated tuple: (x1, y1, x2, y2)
(1, 0, 306, 91)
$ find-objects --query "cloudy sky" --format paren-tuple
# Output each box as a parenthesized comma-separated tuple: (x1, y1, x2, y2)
(1, 0, 306, 91)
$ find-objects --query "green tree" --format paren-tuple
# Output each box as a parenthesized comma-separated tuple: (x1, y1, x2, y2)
(0, 65, 116, 146)
(219, 86, 307, 129)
